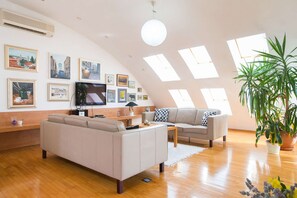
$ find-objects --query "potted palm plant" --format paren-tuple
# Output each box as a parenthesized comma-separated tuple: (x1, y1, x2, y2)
(235, 34, 297, 151)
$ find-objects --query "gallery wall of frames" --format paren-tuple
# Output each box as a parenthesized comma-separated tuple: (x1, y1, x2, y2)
(0, 1, 153, 112)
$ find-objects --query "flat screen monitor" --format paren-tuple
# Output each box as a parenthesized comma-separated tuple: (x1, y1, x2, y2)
(75, 82, 106, 106)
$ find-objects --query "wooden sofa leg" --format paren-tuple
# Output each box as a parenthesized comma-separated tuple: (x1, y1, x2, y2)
(209, 140, 213, 147)
(42, 150, 47, 159)
(117, 180, 123, 194)
(159, 162, 164, 173)
(223, 135, 226, 142)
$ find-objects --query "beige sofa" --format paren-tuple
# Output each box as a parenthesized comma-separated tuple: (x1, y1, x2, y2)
(40, 114, 168, 194)
(142, 108, 228, 147)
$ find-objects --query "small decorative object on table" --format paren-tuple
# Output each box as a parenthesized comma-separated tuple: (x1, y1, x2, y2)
(11, 117, 17, 126)
(240, 177, 297, 197)
(144, 120, 151, 126)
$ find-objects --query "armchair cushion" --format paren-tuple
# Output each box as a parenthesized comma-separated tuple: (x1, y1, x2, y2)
(154, 108, 169, 122)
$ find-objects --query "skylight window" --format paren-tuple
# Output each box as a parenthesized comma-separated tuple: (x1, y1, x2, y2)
(178, 46, 219, 79)
(169, 89, 195, 108)
(201, 88, 232, 115)
(143, 54, 180, 81)
(227, 33, 269, 72)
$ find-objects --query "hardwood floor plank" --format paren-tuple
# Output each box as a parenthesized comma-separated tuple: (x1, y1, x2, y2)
(0, 130, 296, 197)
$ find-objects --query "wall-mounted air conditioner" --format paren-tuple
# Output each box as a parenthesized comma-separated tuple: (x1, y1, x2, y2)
(0, 8, 54, 37)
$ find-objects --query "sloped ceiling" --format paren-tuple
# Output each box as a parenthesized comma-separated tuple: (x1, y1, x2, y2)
(7, 0, 297, 130)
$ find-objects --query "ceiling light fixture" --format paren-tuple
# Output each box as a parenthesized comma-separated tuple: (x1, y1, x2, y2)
(141, 1, 167, 47)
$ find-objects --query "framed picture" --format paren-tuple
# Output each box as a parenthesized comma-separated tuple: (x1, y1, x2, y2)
(117, 74, 128, 87)
(49, 53, 71, 79)
(137, 87, 142, 92)
(7, 78, 36, 108)
(107, 89, 116, 103)
(79, 58, 101, 81)
(105, 74, 115, 85)
(118, 88, 127, 103)
(48, 83, 70, 101)
(5, 45, 38, 72)
(128, 93, 136, 102)
(137, 95, 142, 100)
(128, 81, 135, 88)
(143, 95, 148, 100)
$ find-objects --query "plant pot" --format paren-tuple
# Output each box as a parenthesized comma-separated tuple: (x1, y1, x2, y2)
(280, 132, 297, 151)
(266, 140, 280, 154)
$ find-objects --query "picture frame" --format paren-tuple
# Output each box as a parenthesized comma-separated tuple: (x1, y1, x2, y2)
(117, 74, 128, 87)
(5, 45, 38, 72)
(143, 95, 148, 100)
(128, 81, 135, 88)
(127, 93, 136, 102)
(49, 53, 71, 79)
(79, 58, 101, 82)
(48, 83, 70, 101)
(107, 89, 116, 103)
(137, 87, 142, 93)
(137, 95, 142, 100)
(118, 88, 127, 103)
(105, 74, 115, 85)
(7, 78, 36, 108)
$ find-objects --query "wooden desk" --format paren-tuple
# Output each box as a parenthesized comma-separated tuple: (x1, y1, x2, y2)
(0, 123, 40, 133)
(108, 115, 142, 126)
(0, 123, 40, 151)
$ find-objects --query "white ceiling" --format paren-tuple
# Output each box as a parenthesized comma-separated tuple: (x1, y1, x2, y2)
(8, 0, 297, 130)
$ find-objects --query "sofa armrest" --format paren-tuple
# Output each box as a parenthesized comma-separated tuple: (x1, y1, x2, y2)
(142, 111, 155, 122)
(207, 114, 228, 140)
(113, 125, 167, 181)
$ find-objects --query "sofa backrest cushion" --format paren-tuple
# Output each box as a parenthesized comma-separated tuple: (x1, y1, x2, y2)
(154, 108, 169, 122)
(48, 114, 68, 124)
(88, 119, 126, 132)
(64, 116, 88, 127)
(168, 108, 178, 123)
(175, 108, 197, 125)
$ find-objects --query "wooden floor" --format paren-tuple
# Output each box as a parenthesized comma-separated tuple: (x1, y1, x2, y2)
(0, 130, 297, 197)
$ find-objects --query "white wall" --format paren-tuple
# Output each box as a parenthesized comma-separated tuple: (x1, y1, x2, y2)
(0, 0, 153, 112)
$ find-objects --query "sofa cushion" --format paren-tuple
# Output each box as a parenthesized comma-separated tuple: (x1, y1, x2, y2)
(64, 116, 88, 127)
(154, 108, 169, 122)
(168, 108, 178, 123)
(175, 109, 197, 125)
(183, 125, 207, 135)
(201, 111, 217, 126)
(48, 114, 68, 123)
(151, 121, 175, 126)
(88, 119, 126, 132)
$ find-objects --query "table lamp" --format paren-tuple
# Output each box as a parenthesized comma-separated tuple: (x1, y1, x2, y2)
(125, 102, 138, 116)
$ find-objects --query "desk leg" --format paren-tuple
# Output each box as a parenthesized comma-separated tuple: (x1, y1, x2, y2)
(174, 128, 178, 147)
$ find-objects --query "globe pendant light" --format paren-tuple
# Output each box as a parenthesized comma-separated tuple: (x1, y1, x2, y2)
(141, 1, 167, 47)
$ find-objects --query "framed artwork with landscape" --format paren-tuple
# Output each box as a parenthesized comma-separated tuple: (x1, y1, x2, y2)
(5, 45, 38, 72)
(49, 53, 71, 80)
(48, 83, 70, 101)
(128, 93, 136, 102)
(7, 78, 36, 108)
(117, 74, 128, 87)
(79, 58, 101, 82)
(128, 81, 135, 88)
(118, 88, 127, 103)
